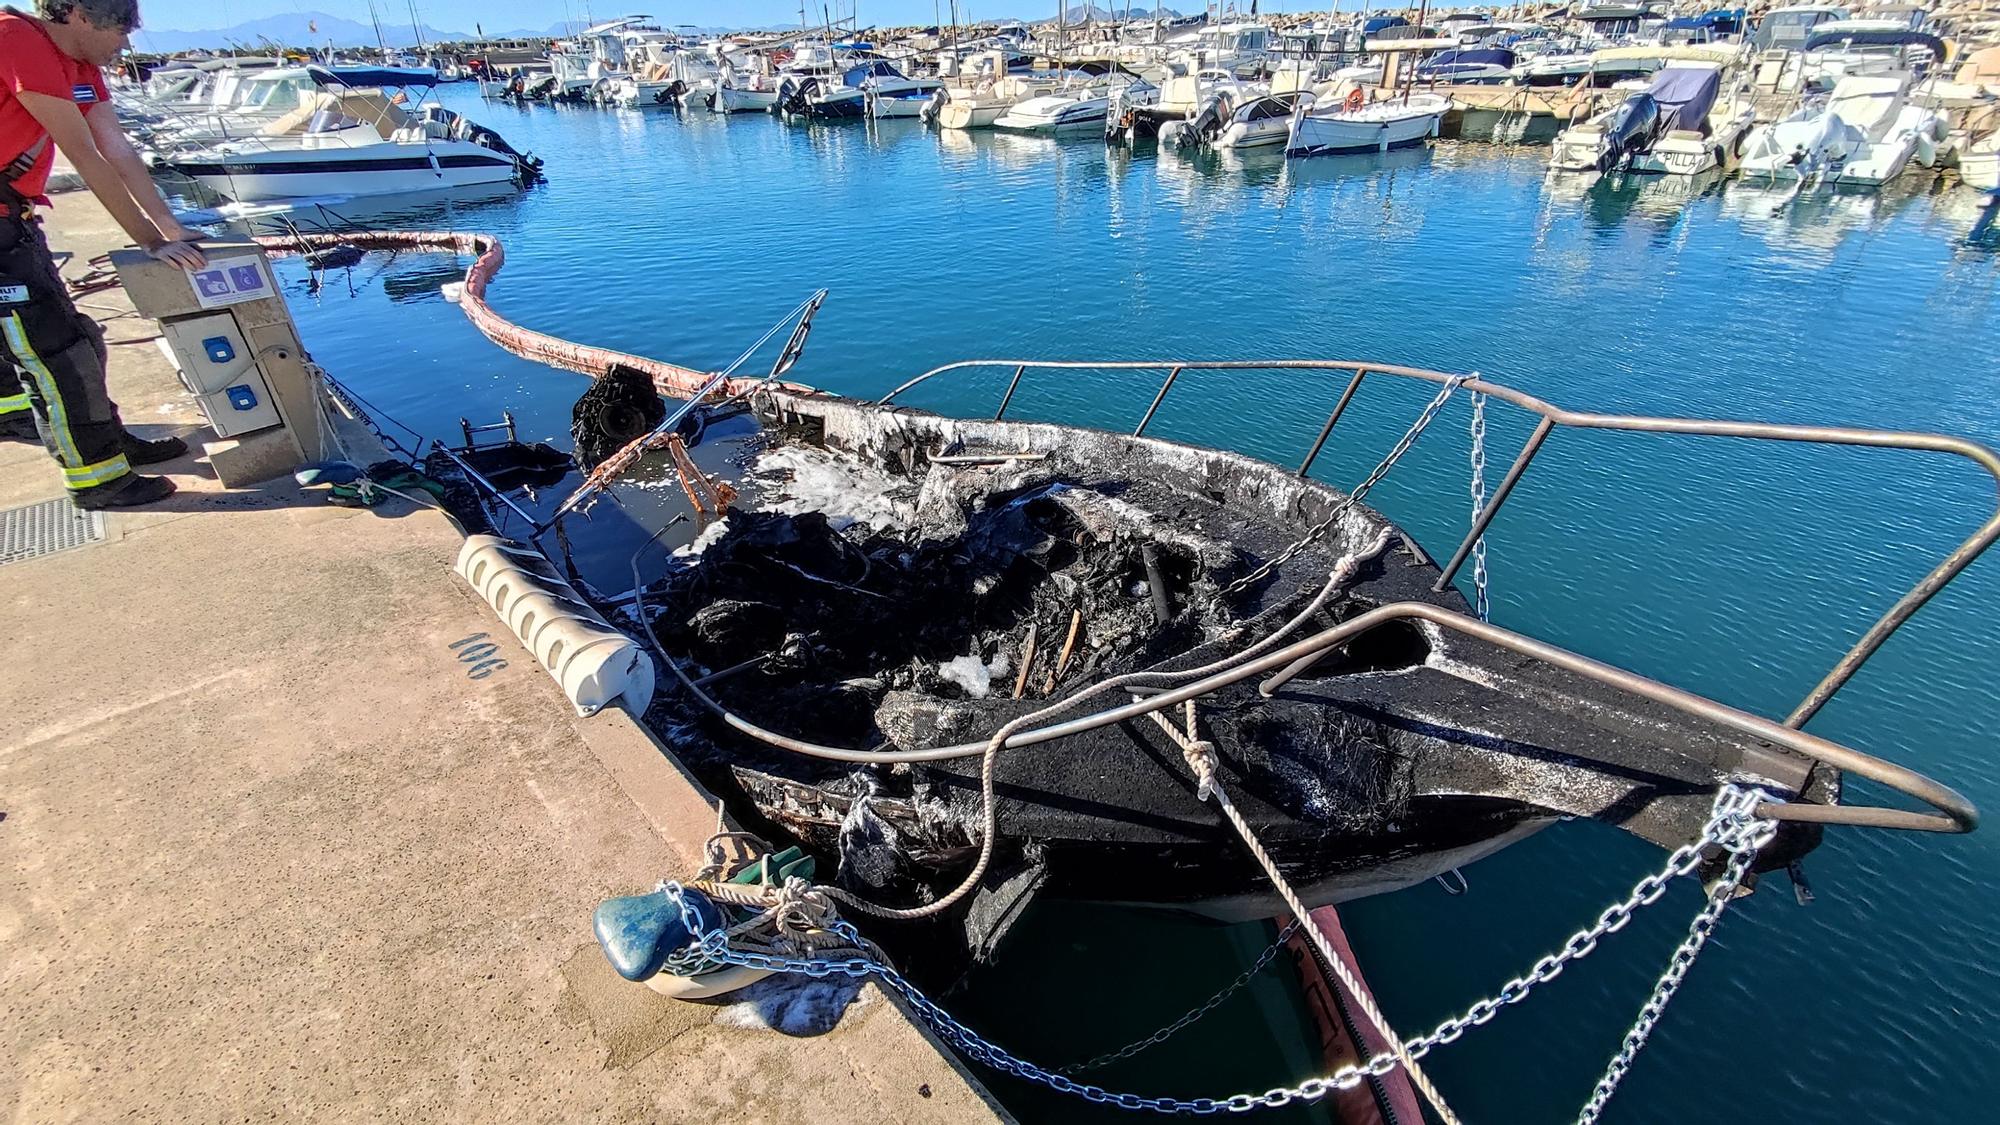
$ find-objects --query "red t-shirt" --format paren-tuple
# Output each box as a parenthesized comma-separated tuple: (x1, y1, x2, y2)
(0, 11, 110, 202)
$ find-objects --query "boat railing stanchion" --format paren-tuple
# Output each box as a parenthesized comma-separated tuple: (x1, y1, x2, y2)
(1434, 413, 1556, 590)
(1296, 365, 1369, 478)
(1131, 365, 1184, 437)
(992, 364, 1027, 420)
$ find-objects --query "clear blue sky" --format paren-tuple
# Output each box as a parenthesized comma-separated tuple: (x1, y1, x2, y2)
(131, 1, 1277, 34)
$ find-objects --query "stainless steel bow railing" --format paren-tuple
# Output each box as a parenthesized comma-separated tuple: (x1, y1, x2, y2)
(876, 358, 1997, 833)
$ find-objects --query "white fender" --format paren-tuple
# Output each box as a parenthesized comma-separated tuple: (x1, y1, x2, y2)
(454, 535, 656, 717)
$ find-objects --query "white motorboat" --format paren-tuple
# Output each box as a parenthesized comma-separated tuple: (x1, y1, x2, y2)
(163, 67, 540, 203)
(1209, 91, 1314, 150)
(1285, 92, 1449, 158)
(1118, 68, 1252, 143)
(927, 73, 1063, 129)
(714, 81, 782, 113)
(867, 73, 948, 119)
(1551, 63, 1755, 176)
(1172, 21, 1275, 80)
(1739, 73, 1947, 185)
(994, 75, 1154, 133)
(780, 60, 912, 120)
(1798, 23, 1946, 89)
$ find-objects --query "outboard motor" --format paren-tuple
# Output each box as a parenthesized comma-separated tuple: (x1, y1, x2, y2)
(780, 76, 817, 117)
(921, 84, 949, 124)
(1599, 92, 1662, 172)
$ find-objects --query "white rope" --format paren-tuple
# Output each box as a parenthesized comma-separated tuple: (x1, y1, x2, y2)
(1144, 703, 1463, 1125)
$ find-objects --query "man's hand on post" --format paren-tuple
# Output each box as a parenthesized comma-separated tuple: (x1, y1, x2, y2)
(145, 239, 207, 272)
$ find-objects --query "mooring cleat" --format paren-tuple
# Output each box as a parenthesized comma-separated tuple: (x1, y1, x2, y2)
(593, 887, 723, 983)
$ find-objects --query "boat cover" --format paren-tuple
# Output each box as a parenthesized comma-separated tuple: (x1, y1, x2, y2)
(1420, 48, 1518, 73)
(1802, 27, 1947, 57)
(1648, 65, 1721, 131)
(307, 65, 441, 89)
(839, 60, 905, 87)
(1828, 74, 1909, 133)
(1667, 9, 1746, 31)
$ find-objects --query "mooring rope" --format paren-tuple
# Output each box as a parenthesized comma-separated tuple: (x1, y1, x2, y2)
(1144, 703, 1462, 1125)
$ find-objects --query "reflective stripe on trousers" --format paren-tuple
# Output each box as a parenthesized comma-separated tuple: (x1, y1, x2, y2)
(0, 192, 131, 493)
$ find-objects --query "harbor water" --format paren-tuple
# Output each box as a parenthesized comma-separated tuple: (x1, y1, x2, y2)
(223, 89, 2000, 1123)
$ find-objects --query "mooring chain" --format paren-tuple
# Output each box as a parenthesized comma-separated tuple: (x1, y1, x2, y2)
(1468, 389, 1491, 623)
(1147, 704, 1464, 1125)
(1573, 791, 1777, 1125)
(1062, 916, 1306, 1075)
(1403, 784, 1772, 1062)
(653, 783, 1773, 1117)
(1223, 373, 1471, 599)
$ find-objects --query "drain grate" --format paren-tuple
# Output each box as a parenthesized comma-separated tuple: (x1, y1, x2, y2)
(0, 498, 106, 567)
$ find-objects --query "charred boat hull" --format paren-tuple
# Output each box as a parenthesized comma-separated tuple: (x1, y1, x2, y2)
(630, 390, 1832, 922)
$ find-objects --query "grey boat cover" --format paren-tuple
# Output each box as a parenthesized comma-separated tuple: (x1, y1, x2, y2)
(1649, 66, 1721, 132)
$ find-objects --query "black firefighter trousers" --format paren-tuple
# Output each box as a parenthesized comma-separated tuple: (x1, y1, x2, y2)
(0, 189, 131, 495)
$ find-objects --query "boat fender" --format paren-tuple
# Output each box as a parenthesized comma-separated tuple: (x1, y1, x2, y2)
(453, 536, 657, 716)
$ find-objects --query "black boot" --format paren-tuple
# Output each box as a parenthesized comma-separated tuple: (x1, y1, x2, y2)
(0, 413, 37, 443)
(73, 473, 177, 510)
(122, 431, 188, 465)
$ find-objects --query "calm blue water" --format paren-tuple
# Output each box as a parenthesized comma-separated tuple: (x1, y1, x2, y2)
(227, 89, 2000, 1124)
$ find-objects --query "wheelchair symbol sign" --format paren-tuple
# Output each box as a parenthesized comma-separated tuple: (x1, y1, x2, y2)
(188, 256, 273, 309)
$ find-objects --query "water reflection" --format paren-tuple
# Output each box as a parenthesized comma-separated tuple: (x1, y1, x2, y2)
(1717, 177, 1929, 256)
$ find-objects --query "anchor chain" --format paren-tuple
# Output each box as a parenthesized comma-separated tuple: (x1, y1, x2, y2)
(1468, 388, 1491, 622)
(653, 781, 1774, 1118)
(1062, 917, 1305, 1075)
(1223, 373, 1470, 597)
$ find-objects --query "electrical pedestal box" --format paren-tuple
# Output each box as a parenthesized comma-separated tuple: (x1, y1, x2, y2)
(110, 241, 327, 486)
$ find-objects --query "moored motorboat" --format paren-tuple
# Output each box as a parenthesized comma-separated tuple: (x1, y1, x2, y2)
(1738, 72, 1948, 185)
(1551, 62, 1754, 175)
(994, 75, 1152, 133)
(162, 67, 541, 202)
(1285, 91, 1449, 158)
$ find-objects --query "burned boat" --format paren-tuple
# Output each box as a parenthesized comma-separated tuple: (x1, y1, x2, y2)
(611, 371, 1976, 932)
(261, 231, 1979, 956)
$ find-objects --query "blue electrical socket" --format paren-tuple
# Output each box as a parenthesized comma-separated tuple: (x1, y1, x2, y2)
(226, 385, 258, 411)
(203, 336, 236, 364)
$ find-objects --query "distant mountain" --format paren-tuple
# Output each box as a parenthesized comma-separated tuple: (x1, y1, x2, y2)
(131, 11, 549, 53)
(1059, 4, 1184, 22)
(131, 6, 1195, 53)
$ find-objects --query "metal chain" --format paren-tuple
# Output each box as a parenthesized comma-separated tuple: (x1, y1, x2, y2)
(1402, 784, 1771, 1062)
(656, 782, 1773, 1117)
(1223, 374, 1470, 597)
(1153, 707, 1462, 1125)
(1062, 918, 1305, 1074)
(1468, 389, 1491, 623)
(1574, 797, 1777, 1125)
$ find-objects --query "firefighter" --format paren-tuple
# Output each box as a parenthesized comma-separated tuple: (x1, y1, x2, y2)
(1, 0, 207, 509)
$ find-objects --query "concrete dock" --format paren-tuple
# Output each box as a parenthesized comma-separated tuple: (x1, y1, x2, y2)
(1, 193, 1002, 1122)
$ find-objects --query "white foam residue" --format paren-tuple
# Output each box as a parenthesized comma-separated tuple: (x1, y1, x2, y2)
(939, 651, 1010, 698)
(752, 445, 913, 532)
(671, 517, 730, 558)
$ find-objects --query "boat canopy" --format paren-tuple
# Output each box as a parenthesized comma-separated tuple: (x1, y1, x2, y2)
(307, 65, 441, 90)
(1419, 47, 1519, 72)
(839, 60, 905, 87)
(1802, 26, 1948, 58)
(1649, 65, 1722, 131)
(1362, 16, 1408, 35)
(1666, 9, 1747, 31)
